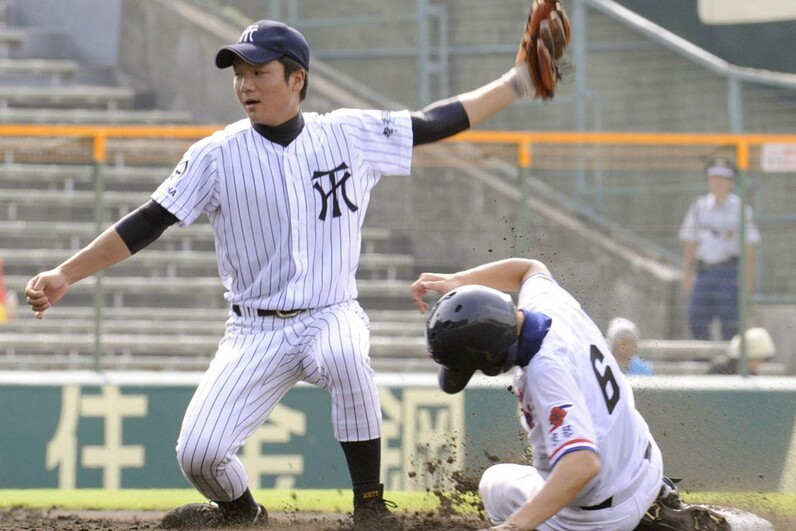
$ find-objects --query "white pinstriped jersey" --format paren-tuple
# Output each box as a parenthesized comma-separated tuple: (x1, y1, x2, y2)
(152, 109, 412, 310)
(514, 273, 656, 508)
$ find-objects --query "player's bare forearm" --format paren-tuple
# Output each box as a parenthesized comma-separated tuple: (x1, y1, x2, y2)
(498, 451, 601, 530)
(58, 227, 132, 284)
(410, 258, 548, 313)
(458, 76, 519, 128)
(25, 227, 131, 318)
(452, 258, 547, 292)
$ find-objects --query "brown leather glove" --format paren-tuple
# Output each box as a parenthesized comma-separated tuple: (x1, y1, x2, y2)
(521, 0, 571, 99)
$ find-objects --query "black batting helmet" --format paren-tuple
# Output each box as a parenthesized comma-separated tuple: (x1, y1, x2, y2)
(425, 285, 519, 394)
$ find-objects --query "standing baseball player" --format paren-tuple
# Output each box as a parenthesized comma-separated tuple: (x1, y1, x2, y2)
(24, 8, 569, 530)
(411, 258, 732, 531)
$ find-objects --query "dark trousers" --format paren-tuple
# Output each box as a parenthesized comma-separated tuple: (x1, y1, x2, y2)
(688, 266, 738, 340)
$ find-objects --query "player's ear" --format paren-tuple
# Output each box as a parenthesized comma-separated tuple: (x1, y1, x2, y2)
(290, 69, 306, 93)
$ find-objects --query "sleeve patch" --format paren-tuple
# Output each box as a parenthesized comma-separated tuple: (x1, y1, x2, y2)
(548, 403, 575, 447)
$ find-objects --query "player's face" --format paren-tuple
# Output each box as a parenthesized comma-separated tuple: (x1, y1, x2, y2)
(232, 59, 303, 126)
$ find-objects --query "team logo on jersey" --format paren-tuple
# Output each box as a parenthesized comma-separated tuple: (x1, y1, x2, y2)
(165, 159, 189, 197)
(548, 404, 572, 433)
(311, 162, 358, 220)
(170, 159, 188, 179)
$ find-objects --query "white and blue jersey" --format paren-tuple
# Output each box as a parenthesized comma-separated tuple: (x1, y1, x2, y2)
(514, 272, 656, 509)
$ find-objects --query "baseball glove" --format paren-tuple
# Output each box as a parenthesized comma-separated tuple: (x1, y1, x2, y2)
(521, 0, 571, 100)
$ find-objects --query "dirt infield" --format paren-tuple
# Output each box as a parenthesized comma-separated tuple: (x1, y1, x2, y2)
(1, 508, 794, 530)
(0, 508, 488, 531)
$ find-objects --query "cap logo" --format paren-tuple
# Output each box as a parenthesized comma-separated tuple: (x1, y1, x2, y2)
(239, 24, 258, 43)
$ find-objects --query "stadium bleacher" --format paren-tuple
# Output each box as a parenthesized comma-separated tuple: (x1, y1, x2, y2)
(0, 0, 786, 376)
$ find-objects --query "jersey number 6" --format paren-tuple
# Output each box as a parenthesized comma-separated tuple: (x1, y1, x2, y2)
(590, 345, 620, 414)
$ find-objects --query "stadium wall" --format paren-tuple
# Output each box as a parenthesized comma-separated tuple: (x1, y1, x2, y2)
(0, 372, 794, 493)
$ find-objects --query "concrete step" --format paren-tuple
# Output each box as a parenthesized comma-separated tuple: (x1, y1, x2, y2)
(0, 220, 394, 253)
(4, 274, 412, 300)
(0, 331, 784, 375)
(1, 305, 423, 325)
(0, 330, 427, 361)
(0, 58, 78, 83)
(0, 28, 23, 46)
(1, 248, 416, 279)
(0, 85, 134, 109)
(0, 107, 193, 124)
(637, 339, 728, 361)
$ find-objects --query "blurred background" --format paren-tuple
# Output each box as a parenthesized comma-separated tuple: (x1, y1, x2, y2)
(1, 0, 796, 376)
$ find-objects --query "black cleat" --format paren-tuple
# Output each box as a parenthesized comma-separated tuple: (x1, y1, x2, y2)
(160, 501, 268, 529)
(636, 477, 730, 531)
(353, 483, 404, 531)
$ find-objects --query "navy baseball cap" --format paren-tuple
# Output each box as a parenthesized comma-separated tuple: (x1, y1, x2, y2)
(215, 20, 310, 70)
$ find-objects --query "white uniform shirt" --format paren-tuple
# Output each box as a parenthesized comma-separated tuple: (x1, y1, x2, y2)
(514, 272, 655, 508)
(152, 109, 413, 309)
(678, 193, 760, 264)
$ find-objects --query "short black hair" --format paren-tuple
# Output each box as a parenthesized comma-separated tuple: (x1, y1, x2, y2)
(279, 56, 308, 101)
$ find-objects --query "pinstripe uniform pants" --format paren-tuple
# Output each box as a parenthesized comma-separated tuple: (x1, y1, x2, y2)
(174, 300, 381, 501)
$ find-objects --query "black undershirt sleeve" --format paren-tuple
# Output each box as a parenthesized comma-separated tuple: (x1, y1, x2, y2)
(410, 98, 470, 146)
(114, 199, 179, 254)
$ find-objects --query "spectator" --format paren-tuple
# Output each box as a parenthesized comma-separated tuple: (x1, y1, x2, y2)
(707, 327, 776, 375)
(679, 157, 760, 340)
(605, 317, 653, 376)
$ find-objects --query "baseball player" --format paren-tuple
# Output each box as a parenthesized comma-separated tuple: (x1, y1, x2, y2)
(411, 258, 731, 531)
(679, 157, 760, 340)
(24, 17, 548, 531)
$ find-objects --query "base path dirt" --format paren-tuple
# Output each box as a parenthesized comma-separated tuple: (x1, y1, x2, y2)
(1, 508, 792, 530)
(0, 508, 488, 531)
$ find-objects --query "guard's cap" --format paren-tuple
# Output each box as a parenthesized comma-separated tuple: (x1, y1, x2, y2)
(215, 20, 310, 70)
(705, 156, 737, 179)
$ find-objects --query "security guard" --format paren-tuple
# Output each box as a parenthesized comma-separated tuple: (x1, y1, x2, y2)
(679, 157, 760, 340)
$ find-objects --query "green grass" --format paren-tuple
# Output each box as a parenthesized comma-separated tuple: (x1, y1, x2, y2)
(0, 489, 468, 513)
(0, 489, 792, 517)
(682, 491, 796, 516)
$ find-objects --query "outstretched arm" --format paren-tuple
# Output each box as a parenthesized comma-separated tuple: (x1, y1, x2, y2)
(25, 200, 178, 318)
(458, 59, 528, 128)
(410, 258, 549, 313)
(410, 1, 571, 145)
(410, 47, 532, 147)
(25, 227, 132, 319)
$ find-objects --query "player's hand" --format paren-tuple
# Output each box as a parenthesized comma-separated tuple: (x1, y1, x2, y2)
(479, 524, 527, 531)
(25, 269, 70, 319)
(410, 272, 456, 313)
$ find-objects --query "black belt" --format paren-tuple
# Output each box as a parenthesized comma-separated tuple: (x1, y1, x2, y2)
(580, 441, 652, 511)
(232, 304, 307, 318)
(697, 256, 737, 272)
